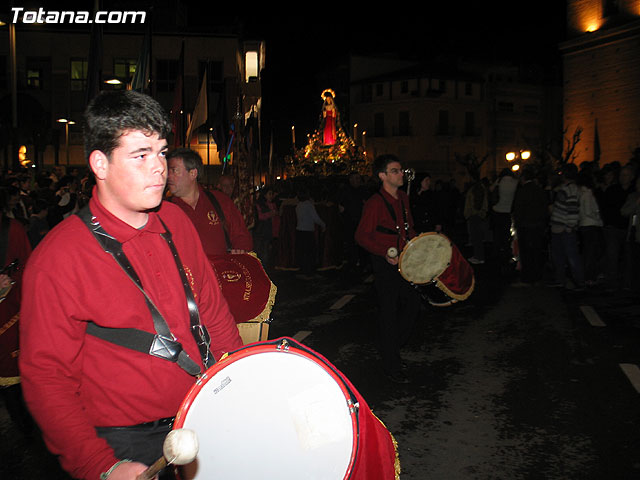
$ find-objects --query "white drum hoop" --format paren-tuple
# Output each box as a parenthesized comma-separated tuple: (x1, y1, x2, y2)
(398, 232, 452, 285)
(174, 339, 359, 479)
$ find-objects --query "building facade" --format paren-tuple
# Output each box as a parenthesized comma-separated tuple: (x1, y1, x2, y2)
(560, 0, 640, 166)
(349, 55, 561, 185)
(0, 14, 264, 172)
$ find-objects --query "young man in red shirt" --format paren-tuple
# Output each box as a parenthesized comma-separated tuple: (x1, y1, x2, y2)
(166, 148, 252, 256)
(19, 90, 243, 480)
(355, 154, 422, 384)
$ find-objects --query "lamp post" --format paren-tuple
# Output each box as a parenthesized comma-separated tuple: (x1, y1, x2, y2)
(505, 149, 531, 172)
(57, 118, 75, 165)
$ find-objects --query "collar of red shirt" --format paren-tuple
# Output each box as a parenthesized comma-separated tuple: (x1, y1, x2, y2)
(89, 186, 167, 244)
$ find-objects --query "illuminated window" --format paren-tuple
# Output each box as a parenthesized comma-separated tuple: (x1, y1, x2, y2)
(70, 59, 88, 91)
(114, 58, 137, 84)
(26, 69, 41, 89)
(245, 51, 258, 82)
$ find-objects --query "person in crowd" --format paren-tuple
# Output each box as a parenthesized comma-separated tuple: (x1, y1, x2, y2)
(597, 163, 635, 290)
(217, 174, 236, 199)
(410, 172, 441, 234)
(19, 90, 243, 480)
(577, 171, 604, 287)
(548, 163, 585, 290)
(490, 168, 519, 271)
(621, 174, 640, 291)
(0, 187, 33, 435)
(355, 154, 421, 384)
(295, 188, 326, 274)
(254, 186, 280, 267)
(26, 196, 50, 248)
(511, 165, 550, 286)
(463, 178, 488, 265)
(166, 148, 253, 256)
(338, 172, 369, 271)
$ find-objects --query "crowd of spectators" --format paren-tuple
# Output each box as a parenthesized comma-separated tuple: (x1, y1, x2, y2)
(3, 154, 639, 295)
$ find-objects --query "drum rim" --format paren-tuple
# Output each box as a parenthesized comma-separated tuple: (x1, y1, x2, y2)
(174, 339, 359, 479)
(398, 232, 452, 284)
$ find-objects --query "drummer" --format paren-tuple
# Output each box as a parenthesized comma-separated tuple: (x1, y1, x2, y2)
(355, 154, 421, 384)
(19, 90, 243, 480)
(166, 148, 252, 256)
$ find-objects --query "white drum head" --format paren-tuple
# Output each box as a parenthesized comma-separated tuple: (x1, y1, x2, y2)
(175, 347, 357, 479)
(398, 232, 452, 284)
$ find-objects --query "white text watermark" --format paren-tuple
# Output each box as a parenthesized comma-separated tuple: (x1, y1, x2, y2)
(11, 7, 146, 24)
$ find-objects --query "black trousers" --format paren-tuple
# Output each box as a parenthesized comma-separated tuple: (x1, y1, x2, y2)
(96, 419, 176, 479)
(370, 255, 421, 373)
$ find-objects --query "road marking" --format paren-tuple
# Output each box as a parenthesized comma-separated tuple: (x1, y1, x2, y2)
(580, 305, 606, 327)
(620, 364, 640, 394)
(293, 330, 312, 342)
(330, 294, 355, 310)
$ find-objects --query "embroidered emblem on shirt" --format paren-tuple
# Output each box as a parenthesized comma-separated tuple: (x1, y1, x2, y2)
(207, 210, 220, 226)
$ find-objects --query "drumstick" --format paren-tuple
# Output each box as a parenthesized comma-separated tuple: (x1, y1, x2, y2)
(136, 428, 199, 480)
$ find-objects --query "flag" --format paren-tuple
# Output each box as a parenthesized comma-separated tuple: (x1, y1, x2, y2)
(85, 0, 103, 106)
(129, 20, 151, 92)
(171, 41, 185, 147)
(186, 71, 208, 143)
(593, 119, 601, 165)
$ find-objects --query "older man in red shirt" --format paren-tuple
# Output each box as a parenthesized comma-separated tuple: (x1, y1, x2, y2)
(166, 148, 252, 256)
(19, 90, 243, 480)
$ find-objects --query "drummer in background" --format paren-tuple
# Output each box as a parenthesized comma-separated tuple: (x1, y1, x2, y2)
(19, 90, 243, 480)
(166, 148, 252, 255)
(355, 154, 422, 384)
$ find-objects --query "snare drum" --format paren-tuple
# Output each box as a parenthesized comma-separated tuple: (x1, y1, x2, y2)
(173, 338, 399, 480)
(398, 232, 474, 306)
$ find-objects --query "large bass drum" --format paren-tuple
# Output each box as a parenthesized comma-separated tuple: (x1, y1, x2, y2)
(398, 232, 475, 306)
(173, 338, 399, 480)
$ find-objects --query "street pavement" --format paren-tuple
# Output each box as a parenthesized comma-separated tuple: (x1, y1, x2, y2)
(2, 252, 640, 479)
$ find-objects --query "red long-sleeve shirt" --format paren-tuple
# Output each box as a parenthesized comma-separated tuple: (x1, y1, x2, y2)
(19, 193, 243, 480)
(170, 185, 253, 255)
(355, 188, 416, 257)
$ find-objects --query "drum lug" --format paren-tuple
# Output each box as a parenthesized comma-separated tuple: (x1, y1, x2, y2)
(347, 399, 360, 414)
(277, 339, 290, 351)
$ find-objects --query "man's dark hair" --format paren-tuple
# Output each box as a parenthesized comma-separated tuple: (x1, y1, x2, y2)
(83, 90, 171, 163)
(373, 154, 401, 176)
(166, 148, 204, 180)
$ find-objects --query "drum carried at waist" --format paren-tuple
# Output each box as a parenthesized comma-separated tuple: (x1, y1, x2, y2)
(208, 253, 276, 344)
(398, 232, 475, 307)
(173, 338, 400, 480)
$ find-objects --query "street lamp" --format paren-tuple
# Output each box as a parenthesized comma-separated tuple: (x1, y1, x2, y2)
(57, 118, 75, 165)
(505, 149, 531, 172)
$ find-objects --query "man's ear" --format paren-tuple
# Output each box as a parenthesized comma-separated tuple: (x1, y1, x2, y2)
(189, 168, 198, 181)
(89, 150, 109, 180)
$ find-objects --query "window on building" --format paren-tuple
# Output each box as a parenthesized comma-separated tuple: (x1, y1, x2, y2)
(374, 112, 385, 137)
(114, 58, 137, 85)
(400, 81, 408, 94)
(26, 68, 41, 89)
(375, 83, 384, 97)
(198, 60, 224, 90)
(398, 111, 410, 136)
(498, 101, 514, 112)
(156, 59, 179, 93)
(245, 51, 258, 82)
(70, 59, 88, 91)
(439, 79, 446, 92)
(437, 110, 449, 135)
(523, 104, 539, 115)
(362, 84, 373, 103)
(464, 112, 475, 136)
(465, 82, 473, 96)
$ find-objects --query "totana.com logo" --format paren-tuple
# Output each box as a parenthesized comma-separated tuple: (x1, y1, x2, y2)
(11, 7, 146, 24)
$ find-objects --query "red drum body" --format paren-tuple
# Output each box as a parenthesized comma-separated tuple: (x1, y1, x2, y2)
(174, 338, 399, 480)
(398, 232, 475, 307)
(208, 253, 276, 344)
